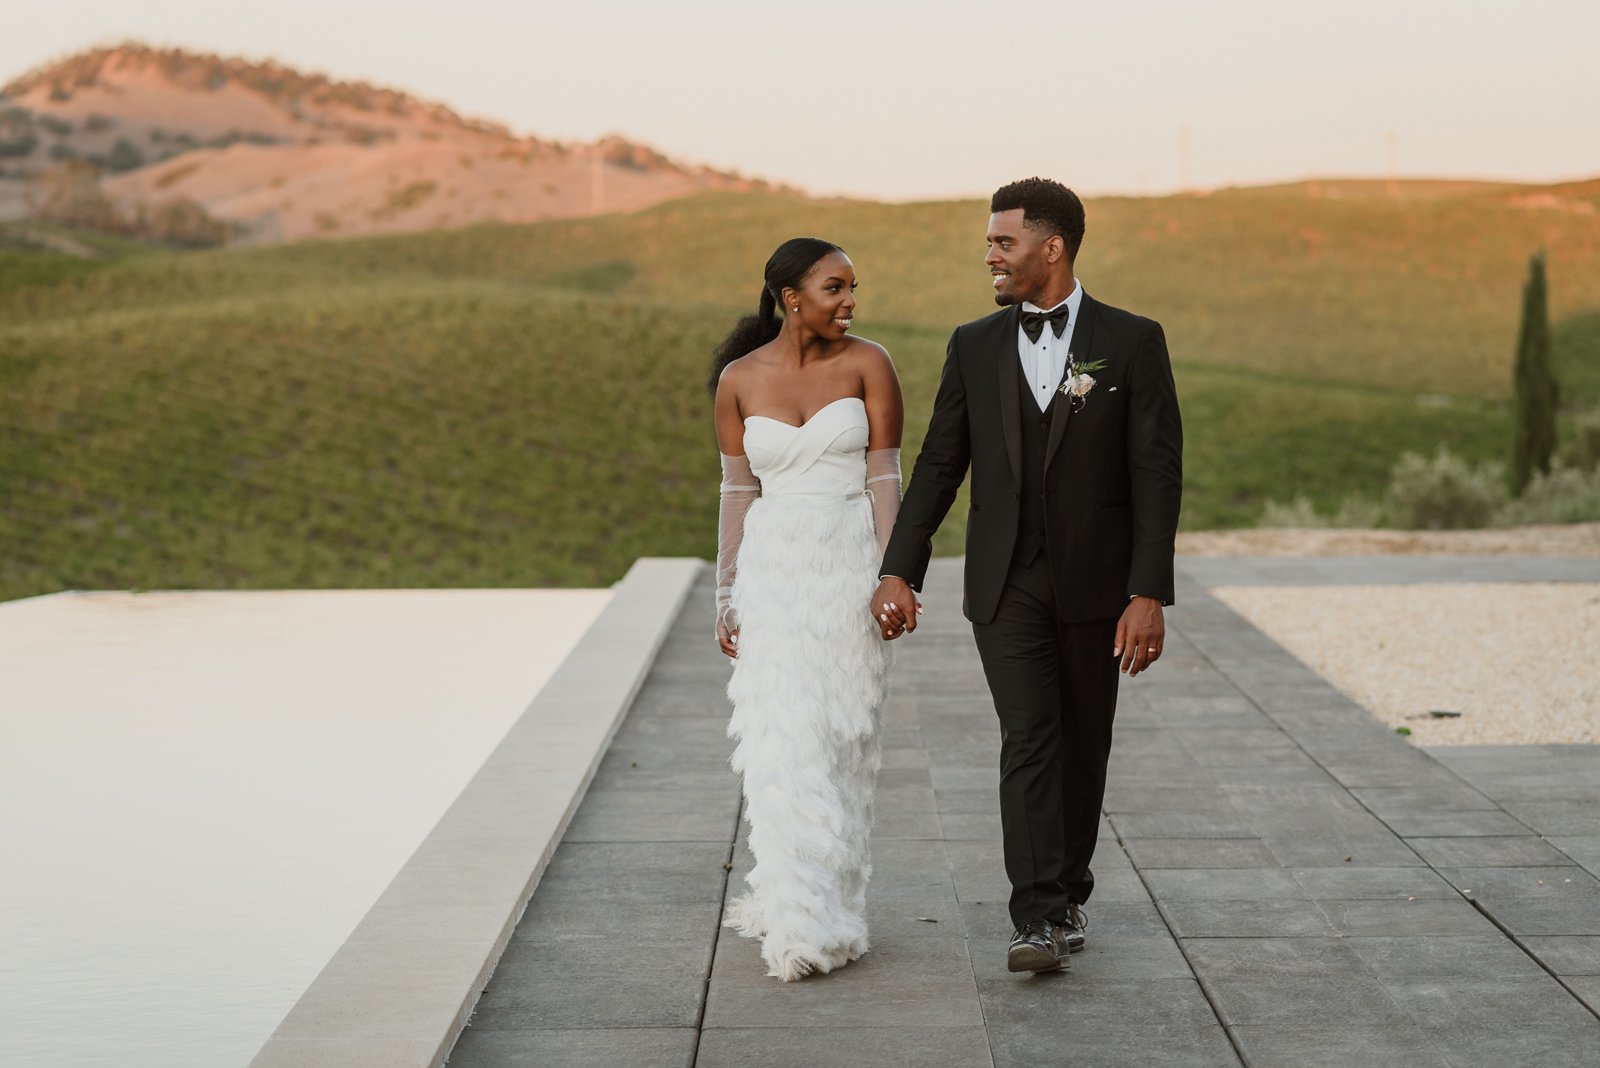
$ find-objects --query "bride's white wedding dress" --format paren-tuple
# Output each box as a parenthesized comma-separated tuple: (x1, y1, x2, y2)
(716, 396, 898, 981)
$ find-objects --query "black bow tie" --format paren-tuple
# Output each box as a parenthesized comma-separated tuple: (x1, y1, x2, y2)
(1020, 305, 1070, 344)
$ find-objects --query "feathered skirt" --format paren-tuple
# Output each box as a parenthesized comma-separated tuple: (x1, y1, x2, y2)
(724, 493, 891, 981)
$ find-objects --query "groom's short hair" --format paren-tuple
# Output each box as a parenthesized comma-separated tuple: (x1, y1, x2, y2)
(991, 178, 1085, 257)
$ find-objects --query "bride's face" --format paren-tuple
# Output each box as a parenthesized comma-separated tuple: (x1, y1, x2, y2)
(785, 251, 857, 340)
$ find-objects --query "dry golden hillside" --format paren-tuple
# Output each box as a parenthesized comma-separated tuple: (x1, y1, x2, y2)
(0, 43, 789, 241)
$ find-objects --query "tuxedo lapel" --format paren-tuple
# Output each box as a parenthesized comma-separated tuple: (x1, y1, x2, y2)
(995, 305, 1023, 487)
(1044, 293, 1098, 473)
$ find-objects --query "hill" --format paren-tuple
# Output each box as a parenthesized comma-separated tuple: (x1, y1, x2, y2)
(2, 182, 1599, 601)
(0, 44, 787, 240)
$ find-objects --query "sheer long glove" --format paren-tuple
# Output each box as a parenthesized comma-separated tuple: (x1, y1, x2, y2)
(865, 447, 901, 556)
(716, 452, 760, 653)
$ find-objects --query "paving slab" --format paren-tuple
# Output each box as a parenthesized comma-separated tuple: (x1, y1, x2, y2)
(448, 1028, 696, 1068)
(1345, 935, 1550, 979)
(1183, 936, 1372, 979)
(1568, 975, 1600, 1014)
(1522, 937, 1600, 974)
(1141, 867, 1307, 900)
(1228, 1023, 1453, 1068)
(1289, 866, 1457, 900)
(1384, 976, 1600, 1068)
(1406, 835, 1577, 868)
(440, 557, 1600, 1066)
(1550, 836, 1600, 873)
(1203, 973, 1414, 1028)
(696, 1027, 993, 1068)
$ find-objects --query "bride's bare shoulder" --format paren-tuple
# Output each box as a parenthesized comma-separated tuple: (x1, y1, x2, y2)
(844, 335, 895, 369)
(717, 349, 765, 392)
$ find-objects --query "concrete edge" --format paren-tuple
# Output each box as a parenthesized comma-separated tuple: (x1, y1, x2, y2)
(248, 558, 704, 1068)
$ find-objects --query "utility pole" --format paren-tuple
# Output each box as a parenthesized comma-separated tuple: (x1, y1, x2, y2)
(1179, 125, 1192, 193)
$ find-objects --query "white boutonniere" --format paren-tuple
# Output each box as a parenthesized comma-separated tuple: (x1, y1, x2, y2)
(1058, 355, 1107, 408)
(1063, 372, 1096, 398)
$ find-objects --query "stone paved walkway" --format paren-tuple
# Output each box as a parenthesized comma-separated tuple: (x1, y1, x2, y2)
(449, 559, 1600, 1067)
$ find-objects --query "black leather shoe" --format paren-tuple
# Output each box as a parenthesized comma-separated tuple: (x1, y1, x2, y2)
(1007, 918, 1070, 973)
(1061, 904, 1087, 954)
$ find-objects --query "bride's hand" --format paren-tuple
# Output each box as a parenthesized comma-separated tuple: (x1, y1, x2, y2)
(716, 609, 740, 659)
(871, 576, 920, 640)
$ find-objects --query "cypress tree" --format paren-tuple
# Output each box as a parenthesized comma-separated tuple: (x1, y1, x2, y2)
(1512, 250, 1557, 495)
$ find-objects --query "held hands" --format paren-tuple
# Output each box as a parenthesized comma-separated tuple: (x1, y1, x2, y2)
(871, 576, 922, 641)
(1114, 596, 1165, 676)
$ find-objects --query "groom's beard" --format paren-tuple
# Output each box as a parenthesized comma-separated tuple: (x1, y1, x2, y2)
(994, 294, 1019, 307)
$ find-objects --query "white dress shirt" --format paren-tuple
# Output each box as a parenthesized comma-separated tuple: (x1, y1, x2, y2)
(1017, 281, 1083, 412)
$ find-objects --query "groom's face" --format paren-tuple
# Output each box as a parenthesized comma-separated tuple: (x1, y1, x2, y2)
(986, 209, 1058, 307)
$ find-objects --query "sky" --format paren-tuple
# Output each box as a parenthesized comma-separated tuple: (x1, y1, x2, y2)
(5, 1, 1598, 201)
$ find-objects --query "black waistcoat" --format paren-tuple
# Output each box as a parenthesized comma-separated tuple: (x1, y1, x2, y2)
(1013, 364, 1064, 567)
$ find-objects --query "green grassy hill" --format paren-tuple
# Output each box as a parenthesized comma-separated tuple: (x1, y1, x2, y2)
(3, 181, 1598, 600)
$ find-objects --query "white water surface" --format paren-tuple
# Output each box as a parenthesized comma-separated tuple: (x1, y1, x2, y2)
(0, 588, 609, 1068)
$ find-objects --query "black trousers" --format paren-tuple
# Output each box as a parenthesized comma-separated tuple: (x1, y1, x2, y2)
(971, 548, 1121, 927)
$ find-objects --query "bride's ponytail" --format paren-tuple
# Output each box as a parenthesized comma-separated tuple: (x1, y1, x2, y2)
(706, 237, 844, 397)
(707, 287, 781, 395)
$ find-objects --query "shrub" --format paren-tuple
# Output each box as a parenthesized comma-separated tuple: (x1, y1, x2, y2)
(28, 161, 122, 232)
(1258, 495, 1322, 528)
(27, 160, 236, 247)
(1257, 493, 1386, 529)
(1331, 495, 1385, 528)
(0, 134, 38, 158)
(1565, 409, 1600, 471)
(106, 137, 145, 174)
(0, 111, 32, 139)
(1384, 448, 1505, 530)
(1497, 462, 1600, 525)
(130, 197, 237, 248)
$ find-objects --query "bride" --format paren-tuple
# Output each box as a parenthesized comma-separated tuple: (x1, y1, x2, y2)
(710, 237, 906, 981)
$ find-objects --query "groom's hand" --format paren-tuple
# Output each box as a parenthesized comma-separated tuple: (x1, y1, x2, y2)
(871, 576, 921, 640)
(1115, 597, 1165, 676)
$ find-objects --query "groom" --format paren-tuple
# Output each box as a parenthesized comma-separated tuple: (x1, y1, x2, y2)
(876, 177, 1182, 973)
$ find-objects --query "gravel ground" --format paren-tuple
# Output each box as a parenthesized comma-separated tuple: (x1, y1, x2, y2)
(1179, 523, 1600, 557)
(1213, 583, 1600, 746)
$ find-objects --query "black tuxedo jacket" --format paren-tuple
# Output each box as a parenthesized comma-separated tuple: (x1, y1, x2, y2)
(881, 292, 1183, 624)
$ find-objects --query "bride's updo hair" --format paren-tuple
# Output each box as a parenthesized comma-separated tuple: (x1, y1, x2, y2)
(707, 236, 844, 395)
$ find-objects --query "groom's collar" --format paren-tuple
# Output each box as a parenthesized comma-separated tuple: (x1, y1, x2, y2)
(1020, 279, 1083, 318)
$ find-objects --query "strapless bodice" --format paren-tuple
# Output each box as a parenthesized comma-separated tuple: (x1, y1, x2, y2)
(743, 396, 869, 498)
